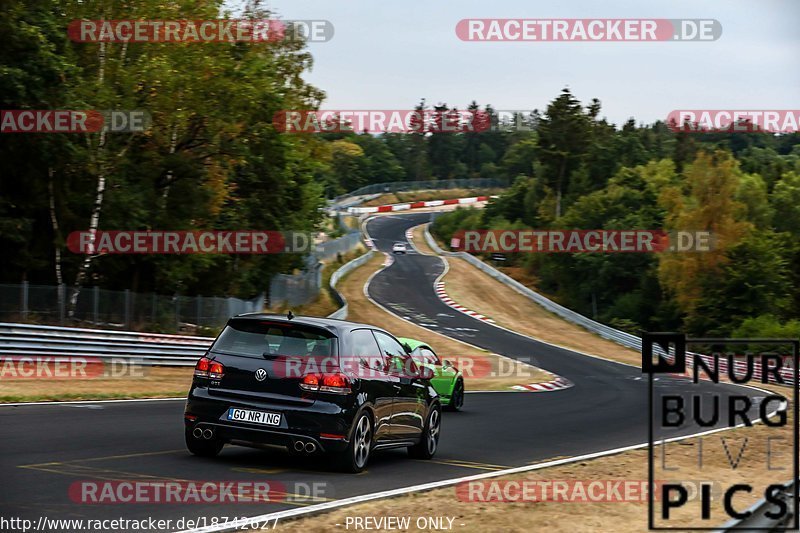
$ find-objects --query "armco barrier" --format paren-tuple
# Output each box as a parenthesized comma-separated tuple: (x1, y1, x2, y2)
(423, 225, 796, 386)
(0, 322, 212, 367)
(327, 250, 375, 320)
(347, 195, 496, 215)
(329, 177, 508, 208)
(0, 249, 373, 365)
(715, 478, 796, 531)
(423, 225, 644, 350)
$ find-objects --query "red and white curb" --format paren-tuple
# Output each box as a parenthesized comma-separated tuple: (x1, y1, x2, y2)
(404, 228, 414, 241)
(434, 281, 495, 323)
(382, 252, 394, 267)
(348, 195, 497, 215)
(511, 375, 574, 392)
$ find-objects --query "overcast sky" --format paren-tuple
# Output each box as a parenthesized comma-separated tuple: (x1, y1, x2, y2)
(239, 0, 798, 127)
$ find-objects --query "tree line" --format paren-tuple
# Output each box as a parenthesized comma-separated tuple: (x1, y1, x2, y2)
(432, 90, 800, 338)
(4, 0, 799, 343)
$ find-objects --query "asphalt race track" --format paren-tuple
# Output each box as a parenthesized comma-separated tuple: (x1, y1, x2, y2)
(0, 212, 768, 530)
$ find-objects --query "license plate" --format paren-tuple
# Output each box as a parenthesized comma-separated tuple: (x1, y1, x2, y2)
(227, 407, 281, 426)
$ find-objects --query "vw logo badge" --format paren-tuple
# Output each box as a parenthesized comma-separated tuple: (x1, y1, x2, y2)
(254, 368, 267, 381)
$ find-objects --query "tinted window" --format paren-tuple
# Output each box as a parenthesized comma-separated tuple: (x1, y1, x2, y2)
(350, 329, 381, 358)
(413, 348, 439, 365)
(350, 329, 382, 367)
(212, 320, 334, 358)
(374, 331, 406, 359)
(375, 331, 415, 374)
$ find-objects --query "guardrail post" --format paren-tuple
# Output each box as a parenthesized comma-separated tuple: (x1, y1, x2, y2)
(21, 281, 29, 321)
(58, 283, 65, 325)
(93, 286, 99, 325)
(124, 289, 130, 328)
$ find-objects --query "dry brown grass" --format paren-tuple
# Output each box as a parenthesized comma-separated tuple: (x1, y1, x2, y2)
(278, 402, 792, 532)
(267, 247, 367, 319)
(339, 253, 551, 390)
(0, 367, 192, 402)
(411, 224, 641, 366)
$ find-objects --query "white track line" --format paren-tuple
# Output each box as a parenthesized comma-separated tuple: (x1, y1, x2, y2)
(175, 402, 783, 533)
(0, 397, 185, 407)
(363, 221, 556, 387)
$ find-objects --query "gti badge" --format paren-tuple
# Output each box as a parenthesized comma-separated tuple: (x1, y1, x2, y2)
(254, 368, 267, 381)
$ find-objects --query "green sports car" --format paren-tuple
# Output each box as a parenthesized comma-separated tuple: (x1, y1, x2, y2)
(398, 337, 464, 411)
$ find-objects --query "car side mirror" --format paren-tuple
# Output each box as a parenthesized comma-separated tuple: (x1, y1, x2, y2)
(402, 342, 412, 354)
(442, 359, 453, 369)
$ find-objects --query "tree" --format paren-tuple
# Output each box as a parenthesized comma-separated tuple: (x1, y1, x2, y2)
(657, 151, 753, 331)
(536, 88, 591, 218)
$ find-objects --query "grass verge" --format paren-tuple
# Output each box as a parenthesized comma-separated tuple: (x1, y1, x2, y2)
(337, 253, 552, 391)
(412, 224, 642, 366)
(0, 367, 192, 403)
(267, 246, 366, 318)
(277, 399, 792, 532)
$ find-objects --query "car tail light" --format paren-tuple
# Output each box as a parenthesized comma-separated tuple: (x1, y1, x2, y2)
(299, 372, 351, 394)
(194, 357, 223, 379)
(194, 357, 211, 378)
(300, 373, 320, 392)
(209, 361, 224, 379)
(320, 372, 351, 394)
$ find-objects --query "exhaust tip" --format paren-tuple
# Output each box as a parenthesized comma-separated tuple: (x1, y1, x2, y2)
(202, 428, 213, 440)
(293, 440, 305, 452)
(304, 442, 316, 453)
(192, 427, 203, 439)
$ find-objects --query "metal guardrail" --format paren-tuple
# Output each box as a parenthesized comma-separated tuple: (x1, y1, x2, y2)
(423, 225, 645, 350)
(716, 478, 797, 531)
(0, 246, 375, 365)
(327, 250, 376, 320)
(0, 322, 212, 367)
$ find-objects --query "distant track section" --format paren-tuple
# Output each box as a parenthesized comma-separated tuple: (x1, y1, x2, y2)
(347, 195, 496, 214)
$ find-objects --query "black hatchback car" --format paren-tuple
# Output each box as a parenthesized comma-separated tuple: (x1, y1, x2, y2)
(184, 314, 442, 472)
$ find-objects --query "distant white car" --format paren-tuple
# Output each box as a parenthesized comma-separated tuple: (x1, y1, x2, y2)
(392, 242, 408, 254)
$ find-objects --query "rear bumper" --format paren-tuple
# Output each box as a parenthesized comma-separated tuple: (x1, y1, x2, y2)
(185, 386, 353, 453)
(192, 421, 347, 453)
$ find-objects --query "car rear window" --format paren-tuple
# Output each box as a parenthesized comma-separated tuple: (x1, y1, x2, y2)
(211, 320, 336, 358)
